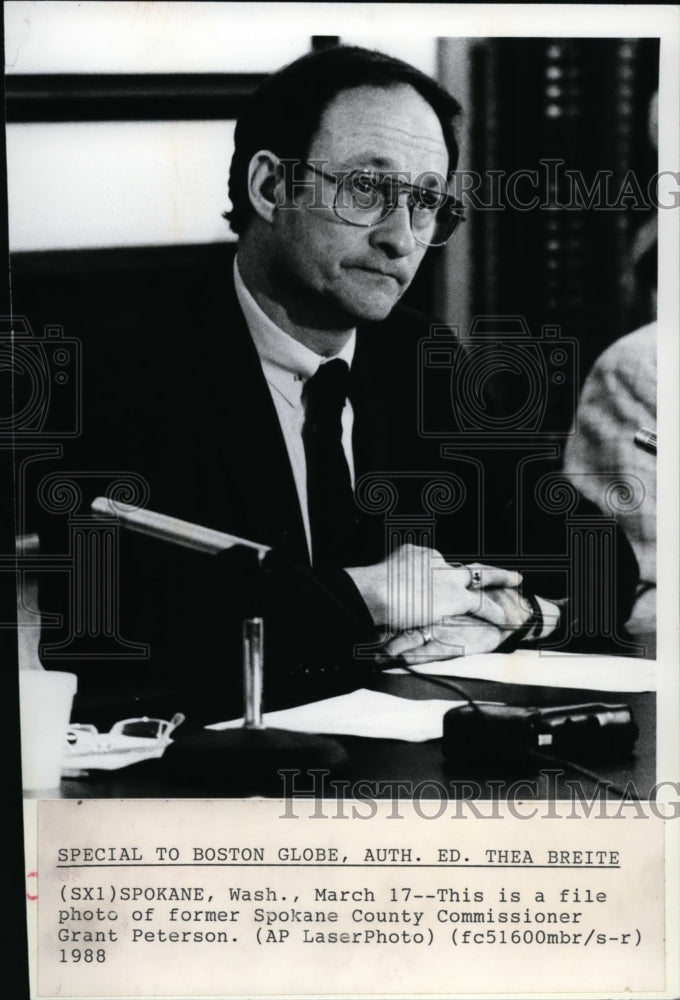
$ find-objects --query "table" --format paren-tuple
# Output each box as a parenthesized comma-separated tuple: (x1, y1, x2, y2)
(56, 672, 656, 801)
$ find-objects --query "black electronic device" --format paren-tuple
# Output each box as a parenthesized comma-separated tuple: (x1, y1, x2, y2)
(442, 702, 638, 764)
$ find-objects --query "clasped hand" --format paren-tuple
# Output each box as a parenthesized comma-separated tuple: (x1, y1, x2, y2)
(346, 543, 535, 663)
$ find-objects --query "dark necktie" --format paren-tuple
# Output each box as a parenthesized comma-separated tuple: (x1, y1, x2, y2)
(302, 359, 357, 566)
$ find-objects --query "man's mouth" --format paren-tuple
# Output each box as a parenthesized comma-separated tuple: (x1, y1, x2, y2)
(353, 266, 404, 284)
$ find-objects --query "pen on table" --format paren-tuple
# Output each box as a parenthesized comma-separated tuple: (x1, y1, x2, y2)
(633, 428, 656, 455)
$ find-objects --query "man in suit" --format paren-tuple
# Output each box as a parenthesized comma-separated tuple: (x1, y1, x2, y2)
(220, 45, 546, 656)
(34, 46, 636, 722)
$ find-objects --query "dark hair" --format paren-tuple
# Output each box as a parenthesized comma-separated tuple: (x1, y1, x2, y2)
(225, 45, 463, 235)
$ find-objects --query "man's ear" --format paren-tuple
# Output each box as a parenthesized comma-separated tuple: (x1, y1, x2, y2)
(247, 150, 284, 224)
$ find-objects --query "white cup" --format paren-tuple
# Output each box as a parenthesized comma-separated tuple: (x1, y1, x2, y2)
(19, 670, 78, 792)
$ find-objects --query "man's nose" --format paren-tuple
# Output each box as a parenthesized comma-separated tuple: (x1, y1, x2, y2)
(368, 199, 418, 258)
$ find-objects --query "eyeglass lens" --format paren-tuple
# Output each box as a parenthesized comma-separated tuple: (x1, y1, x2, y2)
(334, 173, 461, 246)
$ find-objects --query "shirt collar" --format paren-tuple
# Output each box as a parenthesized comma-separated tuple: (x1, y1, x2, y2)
(233, 256, 356, 407)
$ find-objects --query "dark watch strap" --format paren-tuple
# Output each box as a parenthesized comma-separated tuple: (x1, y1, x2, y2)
(496, 591, 544, 653)
(524, 592, 544, 641)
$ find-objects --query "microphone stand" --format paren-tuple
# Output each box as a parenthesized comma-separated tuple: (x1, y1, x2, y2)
(91, 499, 348, 793)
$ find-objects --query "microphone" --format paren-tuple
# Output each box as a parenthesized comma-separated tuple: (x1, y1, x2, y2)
(91, 496, 271, 557)
(91, 498, 349, 792)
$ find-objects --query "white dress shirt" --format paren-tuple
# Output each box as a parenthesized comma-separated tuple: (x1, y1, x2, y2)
(233, 258, 356, 560)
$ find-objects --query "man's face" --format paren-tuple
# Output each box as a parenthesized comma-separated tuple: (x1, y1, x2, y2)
(268, 84, 450, 328)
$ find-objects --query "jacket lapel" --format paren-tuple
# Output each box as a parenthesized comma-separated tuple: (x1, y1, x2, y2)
(194, 274, 310, 565)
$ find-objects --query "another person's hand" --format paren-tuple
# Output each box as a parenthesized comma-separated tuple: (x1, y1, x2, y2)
(345, 545, 522, 631)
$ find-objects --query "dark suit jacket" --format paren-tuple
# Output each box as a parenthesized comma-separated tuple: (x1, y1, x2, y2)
(30, 258, 639, 726)
(30, 263, 438, 720)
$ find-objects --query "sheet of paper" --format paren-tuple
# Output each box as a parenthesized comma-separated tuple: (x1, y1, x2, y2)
(207, 688, 466, 742)
(387, 650, 657, 693)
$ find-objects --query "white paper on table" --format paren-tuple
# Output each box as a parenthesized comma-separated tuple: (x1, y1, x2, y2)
(207, 689, 467, 743)
(387, 649, 657, 693)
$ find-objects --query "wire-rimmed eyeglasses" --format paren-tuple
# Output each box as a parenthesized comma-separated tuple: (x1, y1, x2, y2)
(301, 162, 465, 247)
